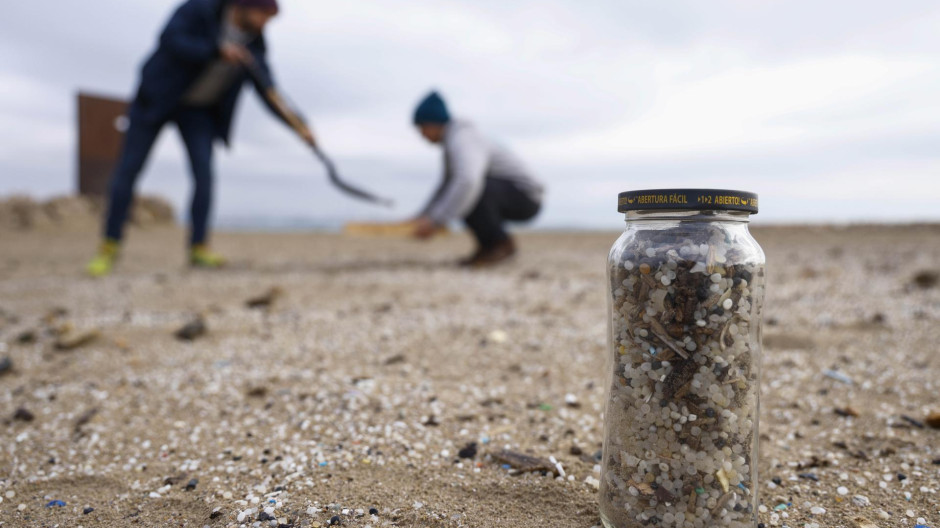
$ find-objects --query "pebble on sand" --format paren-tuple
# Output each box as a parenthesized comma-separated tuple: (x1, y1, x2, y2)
(13, 407, 35, 422)
(16, 330, 36, 344)
(458, 442, 478, 459)
(175, 315, 207, 341)
(911, 270, 938, 289)
(0, 356, 12, 375)
(54, 328, 101, 351)
(246, 286, 284, 309)
(835, 406, 860, 417)
(925, 411, 940, 429)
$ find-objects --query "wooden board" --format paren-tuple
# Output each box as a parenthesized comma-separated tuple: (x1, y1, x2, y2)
(343, 220, 449, 238)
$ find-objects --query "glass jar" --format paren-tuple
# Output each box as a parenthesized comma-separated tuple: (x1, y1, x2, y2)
(601, 189, 765, 528)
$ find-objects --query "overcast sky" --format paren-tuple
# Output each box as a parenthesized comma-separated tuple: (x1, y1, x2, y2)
(1, 0, 939, 228)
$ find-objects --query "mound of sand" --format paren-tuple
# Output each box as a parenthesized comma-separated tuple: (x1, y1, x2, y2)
(0, 194, 175, 232)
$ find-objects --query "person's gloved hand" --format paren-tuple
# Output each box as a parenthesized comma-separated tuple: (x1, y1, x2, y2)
(220, 43, 252, 65)
(412, 216, 438, 239)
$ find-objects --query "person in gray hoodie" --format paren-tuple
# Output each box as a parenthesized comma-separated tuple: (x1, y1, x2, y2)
(411, 91, 544, 267)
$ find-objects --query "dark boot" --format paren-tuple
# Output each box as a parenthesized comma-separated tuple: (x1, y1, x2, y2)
(460, 238, 517, 268)
(457, 246, 486, 267)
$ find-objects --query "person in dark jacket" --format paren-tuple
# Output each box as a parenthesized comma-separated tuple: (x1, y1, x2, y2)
(87, 0, 313, 276)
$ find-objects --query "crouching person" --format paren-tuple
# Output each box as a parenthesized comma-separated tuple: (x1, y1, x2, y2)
(411, 92, 544, 267)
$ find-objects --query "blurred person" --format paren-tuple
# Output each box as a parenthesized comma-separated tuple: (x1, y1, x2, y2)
(411, 92, 544, 267)
(86, 0, 315, 277)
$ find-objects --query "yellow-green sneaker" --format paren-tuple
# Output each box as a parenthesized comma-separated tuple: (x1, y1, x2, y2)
(85, 239, 120, 278)
(190, 245, 226, 269)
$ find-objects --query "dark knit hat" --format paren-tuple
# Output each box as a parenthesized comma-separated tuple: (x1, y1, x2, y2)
(413, 91, 450, 125)
(232, 0, 279, 12)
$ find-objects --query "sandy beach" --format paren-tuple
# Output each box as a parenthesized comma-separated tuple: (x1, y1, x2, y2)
(1, 225, 939, 527)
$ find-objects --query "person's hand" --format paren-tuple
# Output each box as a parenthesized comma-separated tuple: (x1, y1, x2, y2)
(219, 43, 252, 65)
(299, 126, 316, 147)
(412, 216, 438, 240)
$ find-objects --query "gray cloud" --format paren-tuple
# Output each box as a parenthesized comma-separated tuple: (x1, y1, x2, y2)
(1, 0, 939, 229)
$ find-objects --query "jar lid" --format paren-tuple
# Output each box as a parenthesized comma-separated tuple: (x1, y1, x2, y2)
(618, 188, 758, 214)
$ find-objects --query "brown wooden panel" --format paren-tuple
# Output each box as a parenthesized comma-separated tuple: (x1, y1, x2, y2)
(78, 92, 129, 197)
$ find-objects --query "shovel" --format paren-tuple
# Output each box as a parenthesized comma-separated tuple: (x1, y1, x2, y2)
(244, 62, 393, 207)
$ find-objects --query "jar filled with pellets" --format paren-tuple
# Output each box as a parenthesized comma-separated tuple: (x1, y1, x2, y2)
(601, 189, 765, 528)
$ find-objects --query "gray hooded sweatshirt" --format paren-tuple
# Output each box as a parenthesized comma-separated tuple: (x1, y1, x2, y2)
(423, 120, 544, 224)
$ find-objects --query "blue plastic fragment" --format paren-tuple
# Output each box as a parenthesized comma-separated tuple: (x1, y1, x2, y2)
(501, 464, 511, 470)
(914, 525, 929, 528)
(46, 500, 66, 507)
(319, 461, 328, 467)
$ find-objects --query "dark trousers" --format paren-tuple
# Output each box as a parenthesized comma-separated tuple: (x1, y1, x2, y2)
(463, 178, 541, 249)
(104, 107, 215, 246)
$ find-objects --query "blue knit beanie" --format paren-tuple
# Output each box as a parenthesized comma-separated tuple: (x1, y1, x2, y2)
(413, 91, 450, 125)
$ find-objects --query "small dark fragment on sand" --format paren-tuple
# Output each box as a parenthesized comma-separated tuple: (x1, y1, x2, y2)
(164, 473, 188, 486)
(83, 507, 94, 514)
(492, 450, 556, 475)
(383, 354, 406, 365)
(901, 415, 926, 428)
(926, 411, 940, 429)
(458, 442, 478, 459)
(246, 287, 283, 309)
(74, 408, 98, 435)
(13, 407, 35, 422)
(911, 270, 938, 289)
(246, 386, 268, 398)
(42, 307, 68, 325)
(0, 356, 12, 375)
(16, 329, 37, 344)
(185, 478, 198, 490)
(175, 316, 207, 341)
(55, 328, 100, 350)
